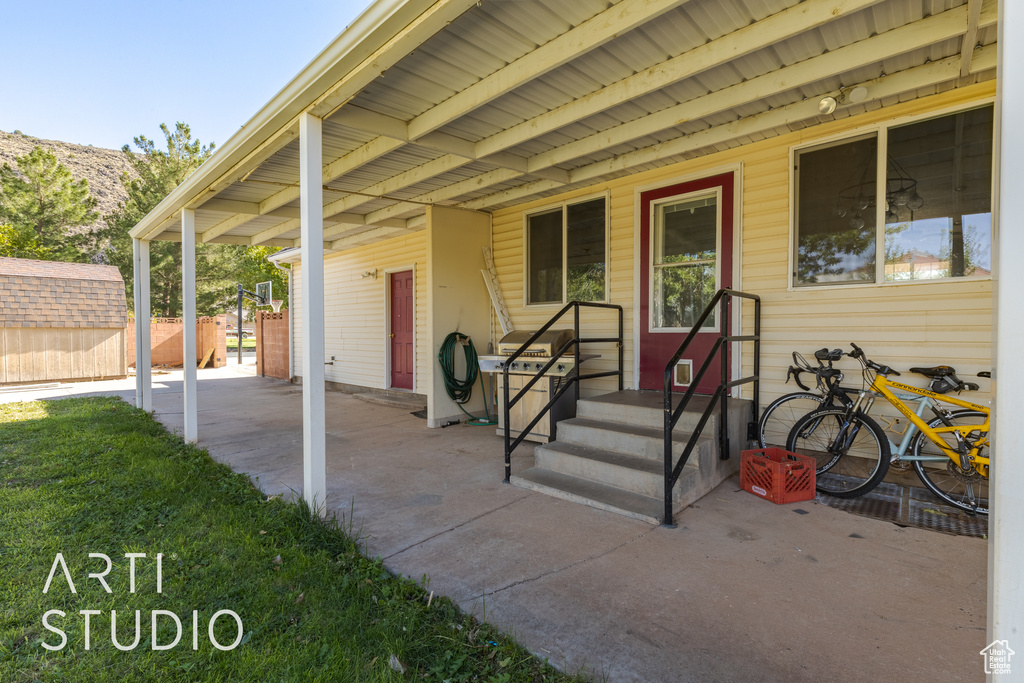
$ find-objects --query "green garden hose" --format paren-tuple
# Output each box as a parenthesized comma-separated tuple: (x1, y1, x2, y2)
(437, 332, 496, 425)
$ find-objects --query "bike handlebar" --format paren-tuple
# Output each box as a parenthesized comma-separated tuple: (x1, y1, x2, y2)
(848, 342, 900, 376)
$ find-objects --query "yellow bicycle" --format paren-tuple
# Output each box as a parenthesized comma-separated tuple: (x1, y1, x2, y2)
(786, 343, 990, 514)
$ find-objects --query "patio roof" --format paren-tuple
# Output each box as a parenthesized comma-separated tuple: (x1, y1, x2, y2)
(128, 0, 997, 253)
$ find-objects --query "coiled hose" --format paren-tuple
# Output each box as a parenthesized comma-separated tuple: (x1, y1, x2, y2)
(437, 332, 496, 425)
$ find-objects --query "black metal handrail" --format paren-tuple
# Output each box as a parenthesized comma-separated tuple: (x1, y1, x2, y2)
(503, 301, 624, 482)
(662, 288, 760, 527)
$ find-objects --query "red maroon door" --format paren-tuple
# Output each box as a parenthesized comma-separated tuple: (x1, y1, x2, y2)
(389, 270, 414, 390)
(639, 173, 734, 392)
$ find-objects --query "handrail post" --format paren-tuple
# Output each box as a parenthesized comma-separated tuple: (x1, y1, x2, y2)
(501, 301, 623, 483)
(661, 288, 760, 527)
(574, 303, 581, 404)
(664, 374, 675, 527)
(753, 296, 761, 435)
(503, 366, 511, 483)
(618, 307, 624, 391)
(720, 294, 730, 461)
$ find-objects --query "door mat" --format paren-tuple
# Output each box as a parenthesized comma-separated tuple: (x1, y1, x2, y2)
(815, 480, 987, 539)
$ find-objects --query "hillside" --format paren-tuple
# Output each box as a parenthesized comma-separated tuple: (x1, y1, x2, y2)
(0, 129, 132, 222)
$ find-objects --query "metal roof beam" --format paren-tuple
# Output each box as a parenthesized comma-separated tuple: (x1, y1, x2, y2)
(460, 46, 997, 211)
(200, 213, 259, 243)
(307, 0, 480, 119)
(361, 167, 522, 224)
(323, 106, 569, 212)
(294, 0, 893, 219)
(525, 5, 988, 174)
(156, 231, 293, 248)
(250, 211, 410, 246)
(406, 0, 690, 140)
(130, 0, 454, 241)
(473, 0, 891, 159)
(327, 225, 419, 251)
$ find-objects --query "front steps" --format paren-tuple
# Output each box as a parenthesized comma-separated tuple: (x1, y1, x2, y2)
(511, 390, 750, 524)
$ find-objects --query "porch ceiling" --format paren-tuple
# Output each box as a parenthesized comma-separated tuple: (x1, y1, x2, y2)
(130, 0, 998, 254)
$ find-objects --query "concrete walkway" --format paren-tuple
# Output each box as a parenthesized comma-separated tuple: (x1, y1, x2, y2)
(3, 369, 988, 682)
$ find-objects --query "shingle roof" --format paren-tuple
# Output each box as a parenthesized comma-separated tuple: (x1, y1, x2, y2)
(0, 257, 124, 281)
(0, 257, 127, 328)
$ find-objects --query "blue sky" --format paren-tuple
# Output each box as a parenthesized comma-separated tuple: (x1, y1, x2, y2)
(1, 0, 371, 151)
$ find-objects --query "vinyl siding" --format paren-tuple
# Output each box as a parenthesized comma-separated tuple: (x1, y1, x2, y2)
(292, 231, 427, 392)
(491, 81, 996, 409)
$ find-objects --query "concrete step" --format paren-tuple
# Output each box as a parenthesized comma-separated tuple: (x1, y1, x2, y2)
(535, 441, 703, 502)
(556, 417, 715, 464)
(511, 467, 664, 525)
(352, 391, 427, 411)
(576, 390, 753, 434)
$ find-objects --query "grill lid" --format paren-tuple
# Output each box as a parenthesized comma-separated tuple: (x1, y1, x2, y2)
(498, 329, 574, 356)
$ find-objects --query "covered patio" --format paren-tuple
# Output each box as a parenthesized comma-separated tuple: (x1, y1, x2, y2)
(127, 0, 1023, 661)
(102, 367, 987, 681)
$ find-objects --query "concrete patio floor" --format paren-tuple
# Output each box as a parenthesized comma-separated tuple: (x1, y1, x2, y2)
(3, 367, 988, 682)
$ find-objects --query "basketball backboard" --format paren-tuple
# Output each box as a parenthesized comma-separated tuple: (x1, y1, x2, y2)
(255, 281, 272, 305)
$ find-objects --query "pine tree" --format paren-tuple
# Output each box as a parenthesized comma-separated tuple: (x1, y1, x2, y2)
(102, 123, 248, 316)
(0, 146, 99, 261)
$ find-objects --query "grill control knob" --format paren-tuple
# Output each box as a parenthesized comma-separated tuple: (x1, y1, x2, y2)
(557, 364, 565, 372)
(510, 362, 518, 371)
(535, 363, 543, 370)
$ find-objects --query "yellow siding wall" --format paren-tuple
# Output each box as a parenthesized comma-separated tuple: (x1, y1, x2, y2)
(492, 82, 996, 407)
(292, 231, 428, 392)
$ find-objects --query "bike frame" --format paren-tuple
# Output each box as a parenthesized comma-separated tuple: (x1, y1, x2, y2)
(860, 375, 989, 473)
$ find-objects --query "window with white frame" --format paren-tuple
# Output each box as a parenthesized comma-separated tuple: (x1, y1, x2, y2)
(526, 196, 607, 304)
(793, 104, 994, 286)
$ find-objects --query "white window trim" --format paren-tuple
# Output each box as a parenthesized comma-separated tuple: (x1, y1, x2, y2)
(788, 98, 997, 291)
(523, 191, 610, 308)
(647, 186, 723, 335)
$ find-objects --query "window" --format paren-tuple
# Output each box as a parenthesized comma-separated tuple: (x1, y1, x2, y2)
(652, 192, 719, 329)
(793, 105, 993, 286)
(526, 196, 607, 304)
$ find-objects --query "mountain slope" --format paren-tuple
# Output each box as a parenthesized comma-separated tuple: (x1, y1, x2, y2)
(0, 129, 132, 222)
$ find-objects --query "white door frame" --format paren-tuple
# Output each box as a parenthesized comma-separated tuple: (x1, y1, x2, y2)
(632, 162, 744, 393)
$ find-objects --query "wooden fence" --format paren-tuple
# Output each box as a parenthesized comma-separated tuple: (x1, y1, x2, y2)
(255, 310, 289, 380)
(125, 315, 227, 368)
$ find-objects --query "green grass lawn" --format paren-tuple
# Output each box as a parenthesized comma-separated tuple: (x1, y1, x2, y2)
(0, 398, 581, 682)
(225, 338, 256, 350)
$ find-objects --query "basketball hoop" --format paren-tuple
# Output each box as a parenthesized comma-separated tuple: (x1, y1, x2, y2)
(271, 300, 284, 313)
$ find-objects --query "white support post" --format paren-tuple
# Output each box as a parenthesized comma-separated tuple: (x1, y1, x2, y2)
(133, 239, 143, 408)
(989, 2, 1024, 667)
(139, 239, 152, 411)
(299, 112, 327, 513)
(182, 209, 198, 443)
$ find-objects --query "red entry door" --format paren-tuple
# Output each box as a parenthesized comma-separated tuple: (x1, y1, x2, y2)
(389, 270, 414, 390)
(639, 172, 734, 393)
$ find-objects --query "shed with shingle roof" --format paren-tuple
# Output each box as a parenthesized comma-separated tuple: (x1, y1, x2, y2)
(1, 257, 128, 384)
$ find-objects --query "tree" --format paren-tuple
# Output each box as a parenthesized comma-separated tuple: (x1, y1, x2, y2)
(102, 123, 245, 316)
(0, 146, 99, 261)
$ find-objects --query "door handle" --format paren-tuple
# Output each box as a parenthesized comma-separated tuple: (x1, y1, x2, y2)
(389, 333, 395, 338)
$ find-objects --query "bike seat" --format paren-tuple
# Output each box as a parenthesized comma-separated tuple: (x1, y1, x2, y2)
(909, 365, 956, 378)
(978, 371, 991, 378)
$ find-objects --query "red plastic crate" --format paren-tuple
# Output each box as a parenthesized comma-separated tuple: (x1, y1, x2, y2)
(740, 447, 816, 504)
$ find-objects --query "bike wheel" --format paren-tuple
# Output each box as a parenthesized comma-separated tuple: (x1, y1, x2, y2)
(757, 392, 828, 448)
(911, 410, 989, 515)
(787, 408, 891, 498)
